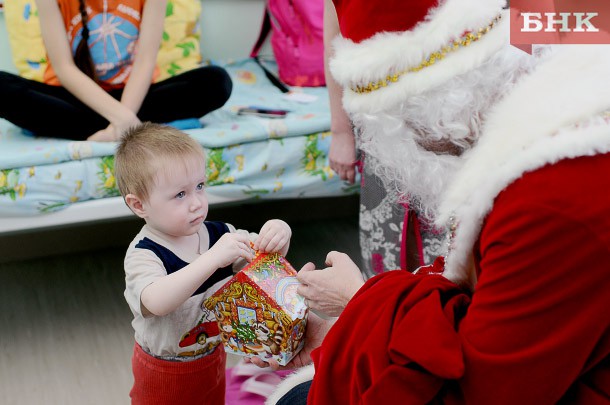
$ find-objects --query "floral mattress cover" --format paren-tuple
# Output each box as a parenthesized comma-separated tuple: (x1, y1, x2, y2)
(0, 59, 358, 216)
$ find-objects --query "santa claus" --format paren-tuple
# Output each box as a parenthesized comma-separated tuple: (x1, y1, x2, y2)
(263, 0, 610, 403)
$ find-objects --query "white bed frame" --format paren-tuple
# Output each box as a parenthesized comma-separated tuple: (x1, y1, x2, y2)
(0, 195, 246, 235)
(0, 0, 279, 236)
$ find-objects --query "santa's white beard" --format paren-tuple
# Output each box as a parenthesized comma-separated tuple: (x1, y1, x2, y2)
(357, 115, 463, 221)
(351, 45, 540, 221)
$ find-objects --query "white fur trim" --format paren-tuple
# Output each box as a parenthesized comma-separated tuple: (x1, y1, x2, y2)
(265, 364, 315, 405)
(436, 45, 610, 287)
(329, 1, 506, 114)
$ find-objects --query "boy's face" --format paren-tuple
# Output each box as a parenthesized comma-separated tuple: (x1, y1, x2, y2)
(141, 157, 208, 237)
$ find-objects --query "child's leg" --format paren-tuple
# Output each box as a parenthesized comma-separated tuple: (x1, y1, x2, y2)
(130, 342, 226, 405)
(138, 66, 233, 123)
(0, 71, 108, 139)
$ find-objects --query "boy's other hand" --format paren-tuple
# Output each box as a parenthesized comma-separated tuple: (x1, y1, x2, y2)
(254, 219, 291, 253)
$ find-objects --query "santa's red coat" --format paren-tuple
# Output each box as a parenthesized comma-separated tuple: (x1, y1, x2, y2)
(308, 153, 610, 404)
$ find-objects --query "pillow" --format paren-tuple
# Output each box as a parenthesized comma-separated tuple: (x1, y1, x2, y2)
(4, 0, 202, 83)
(156, 0, 202, 81)
(4, 1, 48, 81)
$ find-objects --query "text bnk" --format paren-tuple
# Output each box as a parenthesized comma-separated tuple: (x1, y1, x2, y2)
(521, 12, 599, 32)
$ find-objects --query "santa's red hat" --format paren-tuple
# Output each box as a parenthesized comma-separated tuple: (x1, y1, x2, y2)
(329, 0, 509, 113)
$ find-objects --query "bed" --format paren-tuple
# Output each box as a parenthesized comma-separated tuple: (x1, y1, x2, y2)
(0, 58, 358, 234)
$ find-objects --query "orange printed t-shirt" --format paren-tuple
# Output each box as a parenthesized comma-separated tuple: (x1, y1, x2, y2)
(44, 0, 157, 90)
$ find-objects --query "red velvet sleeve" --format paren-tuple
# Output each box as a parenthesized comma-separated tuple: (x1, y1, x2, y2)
(308, 267, 470, 404)
(457, 161, 610, 403)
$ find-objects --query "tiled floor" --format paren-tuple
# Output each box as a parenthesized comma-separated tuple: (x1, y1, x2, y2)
(0, 197, 360, 404)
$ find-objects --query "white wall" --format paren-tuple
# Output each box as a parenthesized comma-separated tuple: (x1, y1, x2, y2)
(0, 0, 269, 74)
(199, 0, 271, 61)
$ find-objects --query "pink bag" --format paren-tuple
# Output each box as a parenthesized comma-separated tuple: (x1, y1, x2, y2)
(251, 0, 326, 87)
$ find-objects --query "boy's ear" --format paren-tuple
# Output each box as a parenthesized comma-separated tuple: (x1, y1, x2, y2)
(125, 194, 147, 218)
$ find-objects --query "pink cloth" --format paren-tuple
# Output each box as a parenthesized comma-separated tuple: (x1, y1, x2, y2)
(225, 362, 292, 405)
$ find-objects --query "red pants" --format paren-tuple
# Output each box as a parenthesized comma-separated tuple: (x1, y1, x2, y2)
(130, 343, 226, 405)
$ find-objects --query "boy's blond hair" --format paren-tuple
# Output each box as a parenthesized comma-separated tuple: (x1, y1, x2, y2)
(115, 122, 206, 202)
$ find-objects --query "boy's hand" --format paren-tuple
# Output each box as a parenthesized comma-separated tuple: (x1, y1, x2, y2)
(254, 219, 291, 254)
(207, 232, 254, 268)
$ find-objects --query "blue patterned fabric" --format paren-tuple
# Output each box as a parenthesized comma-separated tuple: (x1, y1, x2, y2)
(0, 59, 359, 216)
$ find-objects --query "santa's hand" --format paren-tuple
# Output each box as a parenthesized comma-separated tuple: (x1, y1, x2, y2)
(296, 252, 365, 317)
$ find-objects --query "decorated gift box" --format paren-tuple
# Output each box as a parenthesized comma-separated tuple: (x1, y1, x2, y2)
(204, 251, 308, 366)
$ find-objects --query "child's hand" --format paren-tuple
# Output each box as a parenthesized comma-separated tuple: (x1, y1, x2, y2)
(88, 124, 119, 142)
(254, 219, 291, 253)
(207, 232, 254, 268)
(88, 112, 142, 142)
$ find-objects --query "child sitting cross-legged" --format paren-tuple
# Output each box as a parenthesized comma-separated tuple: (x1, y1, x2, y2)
(115, 122, 291, 404)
